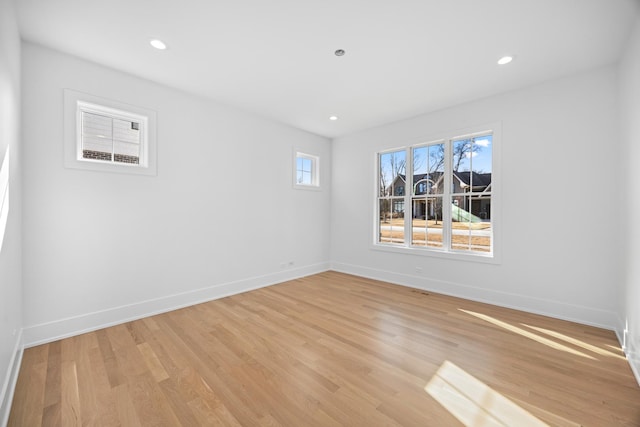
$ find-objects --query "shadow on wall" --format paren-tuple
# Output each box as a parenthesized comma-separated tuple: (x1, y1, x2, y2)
(0, 145, 9, 252)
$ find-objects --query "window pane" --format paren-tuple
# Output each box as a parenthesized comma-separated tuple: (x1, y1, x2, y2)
(113, 141, 140, 164)
(428, 143, 445, 195)
(82, 112, 112, 139)
(412, 196, 443, 248)
(379, 198, 404, 244)
(452, 139, 471, 173)
(82, 136, 112, 160)
(450, 195, 492, 253)
(297, 170, 311, 185)
(302, 158, 312, 172)
(413, 146, 427, 195)
(82, 112, 113, 160)
(451, 196, 471, 251)
(296, 156, 314, 185)
(113, 118, 140, 144)
(413, 143, 445, 196)
(379, 150, 406, 197)
(471, 135, 492, 192)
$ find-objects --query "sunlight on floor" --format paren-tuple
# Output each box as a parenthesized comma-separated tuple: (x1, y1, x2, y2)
(606, 344, 623, 352)
(521, 324, 626, 360)
(425, 360, 549, 427)
(459, 309, 596, 360)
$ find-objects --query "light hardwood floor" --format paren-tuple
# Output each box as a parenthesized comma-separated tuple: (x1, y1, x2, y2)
(8, 271, 640, 426)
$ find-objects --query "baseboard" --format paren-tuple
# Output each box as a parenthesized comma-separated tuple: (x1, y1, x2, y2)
(616, 315, 640, 387)
(614, 315, 626, 350)
(628, 352, 640, 387)
(23, 262, 330, 347)
(0, 329, 23, 427)
(331, 261, 618, 331)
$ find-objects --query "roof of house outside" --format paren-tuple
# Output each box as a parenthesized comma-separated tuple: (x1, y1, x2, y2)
(453, 171, 492, 188)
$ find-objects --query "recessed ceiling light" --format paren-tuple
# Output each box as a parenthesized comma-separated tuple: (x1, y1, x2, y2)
(329, 115, 338, 121)
(334, 49, 345, 57)
(150, 39, 167, 50)
(497, 56, 513, 65)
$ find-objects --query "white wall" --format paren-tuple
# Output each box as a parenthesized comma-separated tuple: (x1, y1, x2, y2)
(331, 66, 621, 329)
(21, 43, 331, 345)
(0, 0, 22, 423)
(619, 16, 640, 384)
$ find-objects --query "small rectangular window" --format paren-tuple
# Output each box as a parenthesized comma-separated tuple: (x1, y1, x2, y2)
(64, 89, 157, 176)
(78, 103, 146, 166)
(293, 151, 320, 189)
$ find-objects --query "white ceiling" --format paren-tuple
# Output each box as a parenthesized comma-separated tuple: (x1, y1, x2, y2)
(15, 0, 640, 138)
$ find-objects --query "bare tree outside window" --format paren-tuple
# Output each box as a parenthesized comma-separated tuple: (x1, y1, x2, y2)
(378, 150, 406, 244)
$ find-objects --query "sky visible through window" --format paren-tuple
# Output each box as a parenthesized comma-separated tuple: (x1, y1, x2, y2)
(380, 135, 492, 188)
(296, 156, 313, 185)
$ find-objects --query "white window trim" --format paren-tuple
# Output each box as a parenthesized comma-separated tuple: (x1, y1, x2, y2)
(64, 89, 157, 176)
(0, 146, 10, 253)
(293, 150, 321, 190)
(372, 122, 501, 264)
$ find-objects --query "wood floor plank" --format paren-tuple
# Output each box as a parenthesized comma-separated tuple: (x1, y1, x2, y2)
(60, 360, 81, 426)
(137, 342, 170, 382)
(7, 346, 48, 427)
(8, 271, 640, 426)
(87, 344, 121, 427)
(112, 383, 142, 427)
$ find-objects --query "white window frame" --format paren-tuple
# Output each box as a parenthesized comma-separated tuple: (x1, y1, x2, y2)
(293, 150, 320, 190)
(0, 146, 10, 252)
(372, 123, 501, 264)
(64, 89, 157, 176)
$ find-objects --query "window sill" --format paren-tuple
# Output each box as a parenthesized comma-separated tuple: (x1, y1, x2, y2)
(293, 184, 322, 191)
(370, 242, 501, 265)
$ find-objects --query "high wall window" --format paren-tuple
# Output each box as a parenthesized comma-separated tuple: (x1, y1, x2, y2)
(64, 89, 157, 176)
(376, 129, 496, 258)
(293, 151, 320, 189)
(78, 103, 146, 166)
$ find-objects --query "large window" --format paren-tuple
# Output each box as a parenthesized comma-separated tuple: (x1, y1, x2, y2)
(376, 129, 495, 258)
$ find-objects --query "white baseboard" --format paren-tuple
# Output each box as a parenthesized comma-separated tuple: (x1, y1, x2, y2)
(23, 262, 330, 348)
(0, 329, 23, 427)
(331, 261, 618, 331)
(616, 316, 640, 387)
(629, 352, 640, 387)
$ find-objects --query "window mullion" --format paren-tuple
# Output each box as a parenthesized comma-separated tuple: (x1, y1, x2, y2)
(404, 147, 412, 247)
(110, 117, 115, 163)
(443, 139, 452, 250)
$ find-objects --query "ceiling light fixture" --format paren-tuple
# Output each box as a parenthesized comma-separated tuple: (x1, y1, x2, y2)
(329, 115, 338, 121)
(497, 55, 513, 65)
(150, 39, 167, 50)
(334, 49, 345, 57)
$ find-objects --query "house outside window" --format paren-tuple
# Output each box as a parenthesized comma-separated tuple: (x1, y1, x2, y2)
(63, 89, 157, 176)
(376, 128, 496, 259)
(78, 103, 146, 166)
